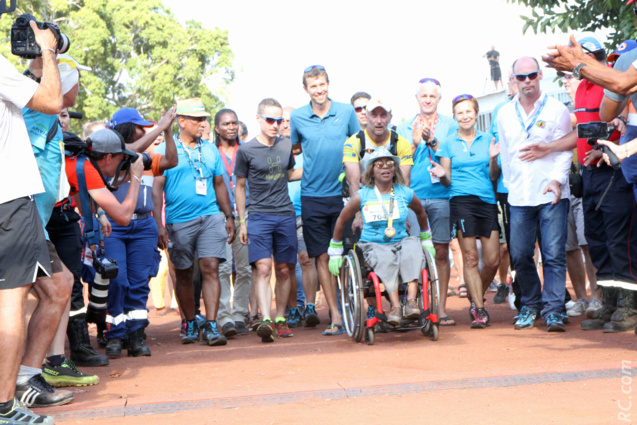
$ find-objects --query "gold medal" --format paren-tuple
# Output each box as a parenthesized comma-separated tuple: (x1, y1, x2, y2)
(385, 227, 396, 238)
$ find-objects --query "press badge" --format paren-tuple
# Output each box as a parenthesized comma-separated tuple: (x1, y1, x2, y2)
(196, 179, 207, 196)
(428, 166, 440, 184)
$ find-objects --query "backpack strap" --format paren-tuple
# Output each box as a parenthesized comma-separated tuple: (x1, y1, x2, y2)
(356, 130, 366, 156)
(389, 130, 399, 156)
(76, 156, 101, 252)
(45, 119, 60, 144)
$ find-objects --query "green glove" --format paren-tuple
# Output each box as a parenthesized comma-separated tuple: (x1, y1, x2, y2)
(338, 172, 346, 183)
(420, 230, 435, 258)
(328, 239, 344, 276)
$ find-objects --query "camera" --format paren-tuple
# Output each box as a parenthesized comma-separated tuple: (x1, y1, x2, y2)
(85, 256, 117, 324)
(11, 13, 70, 59)
(93, 256, 118, 279)
(577, 122, 621, 170)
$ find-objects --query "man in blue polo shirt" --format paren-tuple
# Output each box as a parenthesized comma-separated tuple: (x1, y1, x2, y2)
(290, 65, 360, 335)
(153, 98, 235, 347)
(396, 78, 457, 325)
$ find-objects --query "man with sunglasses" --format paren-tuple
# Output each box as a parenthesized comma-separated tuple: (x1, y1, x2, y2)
(290, 65, 360, 336)
(153, 98, 235, 347)
(496, 56, 573, 332)
(351, 92, 371, 129)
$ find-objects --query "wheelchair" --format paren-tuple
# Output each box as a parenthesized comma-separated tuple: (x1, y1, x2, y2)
(338, 244, 440, 345)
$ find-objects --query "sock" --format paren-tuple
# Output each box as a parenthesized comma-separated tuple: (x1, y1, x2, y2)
(275, 316, 285, 324)
(16, 365, 41, 386)
(46, 354, 65, 367)
(0, 399, 14, 415)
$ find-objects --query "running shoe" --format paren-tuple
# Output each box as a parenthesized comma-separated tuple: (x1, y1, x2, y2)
(195, 314, 206, 329)
(546, 313, 566, 332)
(179, 319, 187, 335)
(469, 300, 477, 321)
(508, 287, 517, 310)
(257, 320, 275, 343)
(275, 320, 293, 338)
(42, 358, 99, 387)
(494, 283, 508, 304)
(567, 298, 589, 317)
(488, 281, 498, 292)
(585, 297, 603, 319)
(561, 311, 571, 325)
(235, 321, 249, 336)
(471, 307, 489, 329)
(15, 374, 74, 408)
(249, 314, 262, 332)
(201, 321, 227, 346)
(221, 322, 237, 338)
(304, 304, 320, 327)
(287, 308, 302, 328)
(0, 398, 53, 424)
(181, 320, 198, 344)
(514, 306, 537, 330)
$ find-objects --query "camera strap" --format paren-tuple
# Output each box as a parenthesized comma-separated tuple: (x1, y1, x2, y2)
(76, 156, 103, 255)
(45, 119, 60, 145)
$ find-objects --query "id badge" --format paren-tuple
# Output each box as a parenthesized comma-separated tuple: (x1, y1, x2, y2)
(196, 179, 207, 196)
(83, 241, 94, 266)
(428, 166, 440, 184)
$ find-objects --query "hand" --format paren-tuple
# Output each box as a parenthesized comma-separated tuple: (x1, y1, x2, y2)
(489, 137, 500, 159)
(543, 179, 562, 204)
(352, 213, 363, 233)
(158, 225, 169, 249)
(412, 120, 423, 146)
(31, 20, 58, 52)
(225, 217, 236, 244)
(421, 126, 432, 143)
(420, 230, 436, 258)
(583, 148, 603, 166)
(99, 214, 111, 238)
(610, 117, 626, 136)
(239, 221, 248, 245)
(429, 160, 446, 178)
(327, 239, 344, 276)
(542, 35, 586, 72)
(131, 154, 144, 179)
(598, 140, 627, 165)
(519, 143, 550, 162)
(159, 105, 178, 132)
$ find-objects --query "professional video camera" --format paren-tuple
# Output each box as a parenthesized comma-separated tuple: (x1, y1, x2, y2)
(577, 122, 621, 170)
(11, 13, 70, 59)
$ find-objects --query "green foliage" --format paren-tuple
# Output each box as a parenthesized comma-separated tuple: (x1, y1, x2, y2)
(0, 0, 234, 130)
(508, 0, 637, 54)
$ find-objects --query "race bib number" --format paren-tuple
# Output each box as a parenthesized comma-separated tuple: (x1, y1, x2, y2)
(362, 200, 400, 223)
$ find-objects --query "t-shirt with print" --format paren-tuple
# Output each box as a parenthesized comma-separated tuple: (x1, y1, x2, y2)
(234, 136, 295, 215)
(342, 130, 413, 172)
(358, 184, 414, 245)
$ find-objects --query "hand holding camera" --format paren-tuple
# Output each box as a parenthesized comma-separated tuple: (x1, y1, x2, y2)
(131, 154, 145, 181)
(576, 122, 621, 170)
(11, 13, 70, 59)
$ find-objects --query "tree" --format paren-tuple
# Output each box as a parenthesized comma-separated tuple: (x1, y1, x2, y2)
(0, 0, 234, 128)
(508, 0, 637, 53)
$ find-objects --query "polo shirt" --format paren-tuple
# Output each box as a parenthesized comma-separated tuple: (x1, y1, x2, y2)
(436, 130, 496, 204)
(396, 113, 457, 200)
(290, 99, 360, 197)
(288, 153, 303, 216)
(155, 137, 225, 224)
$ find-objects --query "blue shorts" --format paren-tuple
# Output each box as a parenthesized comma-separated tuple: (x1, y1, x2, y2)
(301, 195, 343, 258)
(248, 213, 297, 265)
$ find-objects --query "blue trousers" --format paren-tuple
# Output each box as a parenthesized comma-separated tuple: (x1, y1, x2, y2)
(103, 217, 160, 339)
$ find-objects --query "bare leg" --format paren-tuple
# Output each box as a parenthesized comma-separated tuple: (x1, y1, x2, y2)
(274, 263, 294, 318)
(457, 233, 483, 308)
(299, 252, 317, 305)
(566, 248, 587, 300)
(316, 253, 342, 326)
(499, 243, 510, 284)
(47, 265, 73, 356)
(479, 231, 501, 295)
(450, 239, 464, 286)
(434, 242, 451, 318)
(288, 266, 298, 310)
(249, 267, 259, 315)
(198, 257, 221, 320)
(175, 266, 195, 321)
(254, 258, 273, 320)
(0, 284, 31, 402)
(581, 245, 598, 298)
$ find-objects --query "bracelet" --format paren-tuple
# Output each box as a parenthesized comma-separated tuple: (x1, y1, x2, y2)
(41, 47, 56, 54)
(98, 210, 106, 217)
(625, 145, 630, 159)
(225, 214, 234, 219)
(133, 175, 142, 183)
(238, 219, 246, 223)
(619, 116, 628, 125)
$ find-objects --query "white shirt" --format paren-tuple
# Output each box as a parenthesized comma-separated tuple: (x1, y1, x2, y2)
(0, 55, 42, 204)
(496, 91, 573, 207)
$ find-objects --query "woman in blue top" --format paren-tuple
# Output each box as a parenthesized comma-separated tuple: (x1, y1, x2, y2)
(328, 147, 435, 327)
(430, 94, 500, 329)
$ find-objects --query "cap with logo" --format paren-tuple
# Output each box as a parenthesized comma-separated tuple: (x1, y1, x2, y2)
(109, 108, 153, 128)
(57, 54, 91, 95)
(176, 98, 211, 117)
(576, 35, 605, 56)
(365, 146, 401, 171)
(366, 98, 392, 114)
(608, 39, 637, 63)
(87, 128, 137, 157)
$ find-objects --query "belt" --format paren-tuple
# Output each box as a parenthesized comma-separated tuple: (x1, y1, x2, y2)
(585, 161, 608, 172)
(131, 213, 150, 220)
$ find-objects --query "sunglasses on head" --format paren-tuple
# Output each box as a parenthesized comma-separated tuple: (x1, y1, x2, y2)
(452, 94, 475, 105)
(354, 105, 367, 113)
(258, 114, 283, 125)
(419, 77, 441, 86)
(514, 71, 540, 82)
(304, 65, 325, 73)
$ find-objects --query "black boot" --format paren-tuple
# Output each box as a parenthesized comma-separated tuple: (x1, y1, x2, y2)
(67, 314, 109, 367)
(127, 328, 151, 357)
(581, 287, 618, 330)
(603, 288, 637, 333)
(105, 337, 123, 358)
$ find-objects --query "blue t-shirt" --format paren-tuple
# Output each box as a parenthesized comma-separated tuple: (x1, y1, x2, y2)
(436, 130, 496, 204)
(489, 99, 511, 194)
(290, 99, 360, 197)
(358, 184, 414, 244)
(23, 107, 62, 239)
(396, 114, 457, 200)
(288, 153, 303, 216)
(155, 137, 225, 224)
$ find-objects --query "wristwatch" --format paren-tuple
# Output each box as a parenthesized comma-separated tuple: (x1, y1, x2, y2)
(573, 63, 587, 80)
(23, 69, 41, 83)
(225, 214, 234, 219)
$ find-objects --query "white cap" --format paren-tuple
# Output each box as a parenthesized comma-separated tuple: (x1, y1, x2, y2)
(57, 54, 91, 95)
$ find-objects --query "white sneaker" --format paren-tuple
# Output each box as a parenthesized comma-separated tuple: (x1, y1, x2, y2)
(566, 298, 589, 317)
(565, 300, 576, 310)
(508, 287, 517, 310)
(585, 297, 603, 319)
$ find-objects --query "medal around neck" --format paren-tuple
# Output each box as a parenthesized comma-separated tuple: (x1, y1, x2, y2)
(384, 227, 396, 238)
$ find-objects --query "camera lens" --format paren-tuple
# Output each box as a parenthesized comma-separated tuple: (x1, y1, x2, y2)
(58, 34, 70, 54)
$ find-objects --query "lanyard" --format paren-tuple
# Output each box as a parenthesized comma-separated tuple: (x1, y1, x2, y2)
(177, 136, 203, 179)
(515, 94, 547, 138)
(220, 143, 238, 189)
(373, 186, 396, 222)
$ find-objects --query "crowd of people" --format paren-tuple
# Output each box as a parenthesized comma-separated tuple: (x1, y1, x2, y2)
(3, 14, 637, 425)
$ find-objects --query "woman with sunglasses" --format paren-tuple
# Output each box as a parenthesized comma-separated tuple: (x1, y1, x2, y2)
(430, 94, 500, 328)
(328, 147, 434, 327)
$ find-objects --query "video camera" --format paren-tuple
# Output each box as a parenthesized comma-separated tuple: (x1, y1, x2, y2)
(576, 122, 621, 170)
(11, 13, 70, 59)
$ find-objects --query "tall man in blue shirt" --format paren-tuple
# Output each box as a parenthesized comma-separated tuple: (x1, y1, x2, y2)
(290, 66, 360, 335)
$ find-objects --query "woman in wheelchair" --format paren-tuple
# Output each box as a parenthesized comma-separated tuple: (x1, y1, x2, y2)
(328, 147, 435, 326)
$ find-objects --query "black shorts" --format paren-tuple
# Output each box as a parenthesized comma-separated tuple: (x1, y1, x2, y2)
(490, 66, 502, 81)
(301, 195, 343, 258)
(450, 195, 499, 239)
(0, 197, 51, 289)
(46, 240, 64, 274)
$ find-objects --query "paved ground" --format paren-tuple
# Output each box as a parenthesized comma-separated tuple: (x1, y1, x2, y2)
(39, 286, 637, 425)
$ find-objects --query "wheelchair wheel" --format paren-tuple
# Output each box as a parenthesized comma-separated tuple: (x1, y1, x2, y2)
(419, 246, 441, 340)
(339, 249, 366, 342)
(430, 323, 439, 341)
(365, 327, 375, 345)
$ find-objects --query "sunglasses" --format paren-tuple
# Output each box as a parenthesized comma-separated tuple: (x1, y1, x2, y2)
(562, 74, 574, 80)
(419, 77, 441, 87)
(452, 94, 475, 105)
(514, 71, 540, 82)
(304, 65, 325, 73)
(259, 114, 283, 125)
(373, 160, 396, 169)
(354, 105, 367, 113)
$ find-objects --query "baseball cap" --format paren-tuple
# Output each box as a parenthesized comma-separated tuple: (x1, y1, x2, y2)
(366, 98, 392, 114)
(109, 108, 153, 128)
(176, 98, 211, 117)
(576, 35, 604, 54)
(365, 146, 401, 171)
(608, 39, 637, 63)
(87, 128, 137, 157)
(57, 54, 91, 95)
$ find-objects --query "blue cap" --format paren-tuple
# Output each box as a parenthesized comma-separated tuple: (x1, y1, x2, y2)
(608, 40, 637, 62)
(109, 108, 153, 128)
(576, 36, 604, 54)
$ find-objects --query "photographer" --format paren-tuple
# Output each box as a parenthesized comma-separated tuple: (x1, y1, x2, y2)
(0, 13, 63, 425)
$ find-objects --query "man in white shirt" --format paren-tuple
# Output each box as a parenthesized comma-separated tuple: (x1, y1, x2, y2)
(496, 56, 573, 332)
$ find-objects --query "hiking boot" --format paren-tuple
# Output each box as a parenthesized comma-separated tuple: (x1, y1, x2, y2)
(471, 308, 489, 329)
(127, 328, 151, 357)
(304, 304, 320, 327)
(585, 297, 603, 319)
(0, 398, 53, 424)
(66, 314, 109, 367)
(514, 306, 537, 330)
(181, 320, 199, 344)
(494, 283, 508, 304)
(180, 319, 187, 335)
(195, 314, 206, 329)
(566, 298, 589, 317)
(42, 357, 99, 387)
(387, 306, 402, 326)
(581, 287, 618, 330)
(105, 338, 122, 358)
(15, 374, 74, 408)
(275, 320, 293, 338)
(404, 299, 420, 319)
(561, 311, 571, 325)
(235, 321, 249, 336)
(257, 320, 275, 343)
(603, 289, 637, 333)
(201, 321, 227, 346)
(287, 308, 302, 328)
(546, 313, 566, 332)
(96, 322, 107, 348)
(221, 322, 237, 338)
